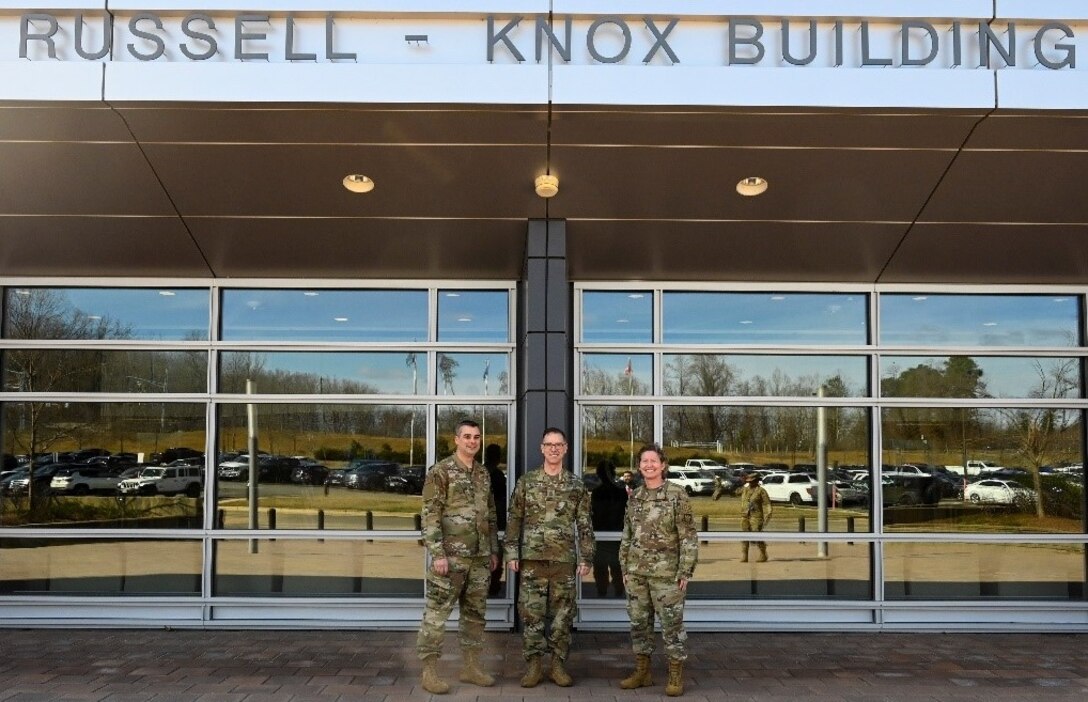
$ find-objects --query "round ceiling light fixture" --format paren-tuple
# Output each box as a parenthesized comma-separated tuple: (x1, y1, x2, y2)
(535, 174, 559, 198)
(343, 174, 375, 193)
(736, 176, 768, 197)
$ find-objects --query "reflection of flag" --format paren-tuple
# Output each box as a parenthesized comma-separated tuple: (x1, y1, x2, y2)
(483, 360, 490, 395)
(624, 358, 632, 377)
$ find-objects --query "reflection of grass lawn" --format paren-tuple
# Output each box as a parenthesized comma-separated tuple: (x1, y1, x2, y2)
(221, 492, 423, 516)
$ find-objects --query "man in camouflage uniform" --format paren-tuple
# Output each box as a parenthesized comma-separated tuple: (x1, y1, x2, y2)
(416, 419, 500, 695)
(505, 427, 594, 688)
(619, 444, 698, 697)
(739, 472, 773, 563)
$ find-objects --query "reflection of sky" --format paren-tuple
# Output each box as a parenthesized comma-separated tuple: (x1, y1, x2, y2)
(663, 292, 867, 344)
(582, 292, 653, 343)
(438, 291, 509, 343)
(34, 288, 210, 340)
(882, 356, 1082, 399)
(221, 290, 428, 342)
(880, 295, 1080, 347)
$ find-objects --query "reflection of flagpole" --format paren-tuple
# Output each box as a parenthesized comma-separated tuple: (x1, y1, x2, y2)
(407, 353, 418, 466)
(481, 360, 490, 445)
(626, 357, 633, 470)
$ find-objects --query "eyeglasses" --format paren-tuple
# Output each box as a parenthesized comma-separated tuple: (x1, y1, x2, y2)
(541, 442, 567, 449)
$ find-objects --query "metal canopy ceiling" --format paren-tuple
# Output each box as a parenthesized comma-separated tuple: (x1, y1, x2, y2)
(1, 102, 1087, 284)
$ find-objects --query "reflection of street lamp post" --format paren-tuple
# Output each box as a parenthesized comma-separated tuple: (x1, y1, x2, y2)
(406, 353, 418, 466)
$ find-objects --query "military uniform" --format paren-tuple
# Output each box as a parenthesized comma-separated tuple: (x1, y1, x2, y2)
(416, 453, 499, 660)
(619, 481, 698, 661)
(711, 475, 724, 501)
(739, 479, 773, 562)
(505, 467, 595, 662)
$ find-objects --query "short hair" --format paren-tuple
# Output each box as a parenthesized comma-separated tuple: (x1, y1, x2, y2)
(541, 426, 567, 442)
(455, 419, 481, 436)
(636, 443, 667, 464)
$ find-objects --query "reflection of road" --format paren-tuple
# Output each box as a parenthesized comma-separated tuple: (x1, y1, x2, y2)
(217, 507, 418, 530)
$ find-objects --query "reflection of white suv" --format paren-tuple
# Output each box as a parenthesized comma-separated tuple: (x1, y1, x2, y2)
(666, 468, 714, 496)
(118, 466, 203, 497)
(760, 473, 820, 505)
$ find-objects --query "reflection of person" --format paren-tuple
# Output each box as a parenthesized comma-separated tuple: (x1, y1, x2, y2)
(591, 459, 627, 597)
(619, 444, 698, 697)
(621, 471, 635, 496)
(739, 473, 773, 563)
(505, 427, 595, 688)
(416, 419, 500, 694)
(484, 443, 507, 597)
(712, 474, 725, 501)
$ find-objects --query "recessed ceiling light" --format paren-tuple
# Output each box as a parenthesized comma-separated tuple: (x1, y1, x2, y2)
(627, 294, 644, 299)
(912, 296, 928, 301)
(88, 315, 102, 321)
(1054, 297, 1069, 302)
(770, 295, 785, 301)
(739, 320, 753, 325)
(736, 176, 768, 197)
(158, 291, 176, 297)
(343, 174, 375, 193)
(14, 289, 30, 296)
(303, 292, 319, 297)
(534, 174, 559, 198)
(334, 317, 349, 322)
(616, 319, 630, 324)
(457, 316, 472, 322)
(445, 292, 461, 297)
(982, 322, 997, 327)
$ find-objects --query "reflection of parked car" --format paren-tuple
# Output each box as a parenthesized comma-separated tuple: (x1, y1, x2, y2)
(881, 475, 941, 506)
(151, 447, 203, 465)
(291, 463, 330, 486)
(344, 461, 401, 490)
(964, 479, 1035, 506)
(324, 469, 347, 487)
(118, 465, 203, 497)
(665, 467, 715, 496)
(1, 463, 69, 496)
(50, 466, 126, 495)
(385, 465, 425, 494)
(760, 472, 820, 505)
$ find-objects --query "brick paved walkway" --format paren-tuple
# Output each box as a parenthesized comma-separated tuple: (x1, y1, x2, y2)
(1, 629, 1087, 701)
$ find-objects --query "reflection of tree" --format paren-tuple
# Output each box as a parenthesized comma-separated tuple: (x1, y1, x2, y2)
(1002, 359, 1079, 518)
(439, 354, 459, 395)
(882, 357, 986, 454)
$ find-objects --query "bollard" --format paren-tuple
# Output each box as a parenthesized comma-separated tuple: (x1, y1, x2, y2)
(700, 514, 710, 544)
(798, 516, 806, 532)
(847, 515, 855, 545)
(217, 509, 225, 529)
(317, 509, 325, 530)
(415, 513, 423, 546)
(365, 511, 374, 530)
(268, 507, 277, 530)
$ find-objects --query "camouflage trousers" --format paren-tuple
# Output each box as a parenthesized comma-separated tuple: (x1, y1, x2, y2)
(625, 574, 688, 661)
(416, 556, 492, 660)
(741, 516, 767, 555)
(518, 560, 577, 661)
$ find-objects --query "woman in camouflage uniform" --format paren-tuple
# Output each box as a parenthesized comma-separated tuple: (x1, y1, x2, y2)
(618, 444, 698, 697)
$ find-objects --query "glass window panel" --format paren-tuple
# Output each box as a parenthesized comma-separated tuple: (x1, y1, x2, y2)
(663, 292, 867, 345)
(0, 538, 201, 595)
(581, 354, 651, 395)
(435, 405, 509, 463)
(213, 538, 423, 597)
(881, 356, 1082, 400)
(216, 403, 425, 530)
(219, 351, 429, 395)
(3, 350, 206, 394)
(435, 353, 510, 396)
(664, 354, 869, 397)
(588, 540, 873, 600)
(1, 402, 207, 528)
(884, 542, 1086, 600)
(881, 407, 1083, 533)
(4, 287, 209, 341)
(579, 404, 655, 477)
(437, 290, 509, 343)
(220, 289, 427, 342)
(880, 294, 1082, 347)
(582, 291, 652, 343)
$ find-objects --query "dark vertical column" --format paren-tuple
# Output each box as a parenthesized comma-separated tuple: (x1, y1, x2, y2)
(517, 219, 571, 480)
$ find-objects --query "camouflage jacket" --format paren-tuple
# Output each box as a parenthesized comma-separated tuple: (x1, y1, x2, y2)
(421, 454, 498, 561)
(505, 467, 595, 566)
(620, 481, 698, 580)
(740, 485, 773, 521)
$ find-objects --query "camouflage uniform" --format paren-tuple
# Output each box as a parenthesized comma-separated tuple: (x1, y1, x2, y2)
(619, 482, 698, 661)
(416, 454, 499, 660)
(712, 475, 724, 501)
(505, 467, 595, 661)
(739, 482, 773, 561)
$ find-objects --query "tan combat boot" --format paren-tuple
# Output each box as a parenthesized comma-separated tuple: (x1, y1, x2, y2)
(619, 654, 653, 689)
(740, 543, 749, 562)
(421, 655, 449, 695)
(665, 658, 685, 696)
(756, 543, 769, 562)
(459, 649, 495, 687)
(520, 656, 543, 688)
(549, 656, 573, 687)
